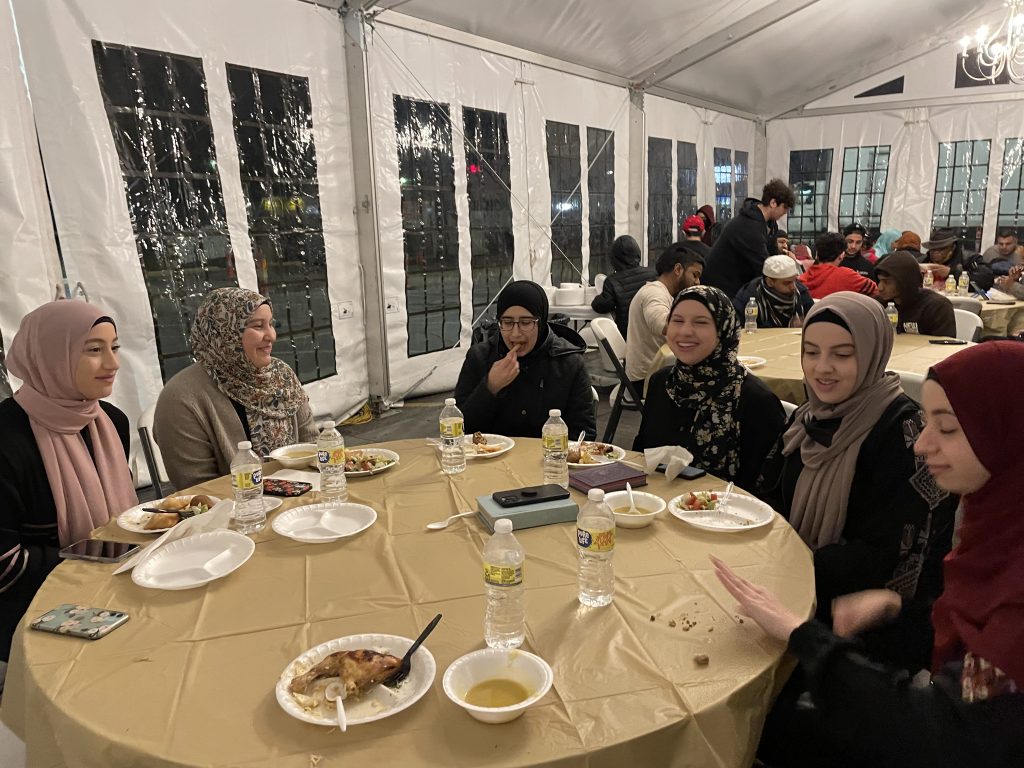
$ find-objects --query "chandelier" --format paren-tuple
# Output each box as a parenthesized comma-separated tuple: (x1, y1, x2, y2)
(959, 1, 1024, 84)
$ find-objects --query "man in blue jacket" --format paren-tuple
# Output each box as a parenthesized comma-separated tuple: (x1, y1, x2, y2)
(702, 178, 795, 299)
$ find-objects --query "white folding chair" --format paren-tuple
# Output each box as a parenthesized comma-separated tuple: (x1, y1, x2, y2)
(952, 309, 983, 342)
(780, 400, 799, 419)
(590, 317, 643, 443)
(137, 403, 171, 498)
(947, 296, 982, 315)
(893, 370, 926, 404)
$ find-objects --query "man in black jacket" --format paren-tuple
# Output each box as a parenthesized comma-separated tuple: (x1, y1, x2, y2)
(875, 251, 956, 337)
(841, 222, 878, 282)
(702, 178, 795, 299)
(590, 235, 655, 338)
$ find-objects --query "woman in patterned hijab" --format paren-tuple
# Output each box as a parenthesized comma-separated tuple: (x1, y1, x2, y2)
(633, 285, 785, 489)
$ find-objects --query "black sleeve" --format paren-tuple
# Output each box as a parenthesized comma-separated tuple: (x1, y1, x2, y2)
(734, 223, 771, 282)
(788, 620, 1024, 768)
(453, 345, 498, 433)
(929, 300, 957, 339)
(736, 376, 786, 492)
(559, 357, 597, 441)
(754, 431, 788, 512)
(590, 281, 617, 314)
(99, 401, 131, 459)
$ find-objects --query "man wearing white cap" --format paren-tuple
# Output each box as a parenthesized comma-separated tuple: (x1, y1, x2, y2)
(732, 255, 814, 328)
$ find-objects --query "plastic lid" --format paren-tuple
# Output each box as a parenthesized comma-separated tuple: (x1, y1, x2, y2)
(495, 518, 513, 534)
(587, 488, 605, 501)
(549, 409, 561, 417)
(238, 440, 252, 450)
(445, 398, 456, 405)
(322, 420, 335, 429)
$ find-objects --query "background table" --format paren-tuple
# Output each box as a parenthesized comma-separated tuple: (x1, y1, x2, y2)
(979, 299, 1024, 336)
(2, 439, 814, 768)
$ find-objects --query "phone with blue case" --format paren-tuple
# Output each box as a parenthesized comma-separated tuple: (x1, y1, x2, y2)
(30, 604, 130, 640)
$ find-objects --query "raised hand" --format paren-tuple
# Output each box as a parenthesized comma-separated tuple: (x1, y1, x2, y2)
(831, 589, 901, 638)
(710, 555, 804, 642)
(486, 345, 521, 394)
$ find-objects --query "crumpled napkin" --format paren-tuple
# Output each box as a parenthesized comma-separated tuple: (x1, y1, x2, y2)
(643, 445, 694, 481)
(114, 499, 234, 574)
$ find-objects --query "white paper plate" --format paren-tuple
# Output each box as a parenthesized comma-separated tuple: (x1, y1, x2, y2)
(271, 502, 377, 543)
(131, 530, 255, 590)
(117, 496, 222, 535)
(344, 448, 400, 477)
(276, 633, 436, 726)
(738, 355, 767, 369)
(567, 442, 625, 469)
(463, 433, 515, 459)
(668, 491, 775, 532)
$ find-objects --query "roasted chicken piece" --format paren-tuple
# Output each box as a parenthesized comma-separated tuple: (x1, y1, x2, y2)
(472, 431, 487, 445)
(289, 649, 402, 699)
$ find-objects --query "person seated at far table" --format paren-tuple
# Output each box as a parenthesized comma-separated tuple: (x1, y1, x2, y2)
(918, 228, 994, 290)
(681, 214, 712, 260)
(872, 228, 903, 264)
(980, 227, 1020, 275)
(799, 232, 879, 300)
(634, 285, 785, 490)
(154, 288, 317, 489)
(624, 242, 704, 393)
(714, 341, 1024, 768)
(757, 292, 956, 630)
(993, 263, 1024, 300)
(891, 230, 922, 257)
(455, 280, 596, 440)
(732, 255, 814, 328)
(0, 301, 137, 667)
(876, 251, 956, 337)
(841, 222, 878, 279)
(589, 234, 656, 339)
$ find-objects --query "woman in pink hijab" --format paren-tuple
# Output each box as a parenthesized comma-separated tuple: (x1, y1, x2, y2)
(0, 301, 137, 665)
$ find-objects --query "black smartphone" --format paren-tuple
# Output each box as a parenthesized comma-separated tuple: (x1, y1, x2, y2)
(58, 539, 141, 563)
(492, 484, 571, 508)
(656, 464, 707, 479)
(928, 339, 968, 345)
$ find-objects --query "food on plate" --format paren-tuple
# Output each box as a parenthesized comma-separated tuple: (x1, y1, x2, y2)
(142, 494, 215, 529)
(343, 450, 395, 473)
(289, 649, 402, 699)
(567, 441, 615, 464)
(678, 491, 719, 511)
(144, 512, 181, 530)
(467, 432, 505, 454)
(464, 678, 531, 708)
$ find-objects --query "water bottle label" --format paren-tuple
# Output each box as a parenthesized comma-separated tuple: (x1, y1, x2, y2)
(318, 448, 345, 466)
(577, 527, 614, 552)
(542, 434, 567, 451)
(233, 469, 262, 490)
(440, 418, 464, 438)
(484, 563, 522, 587)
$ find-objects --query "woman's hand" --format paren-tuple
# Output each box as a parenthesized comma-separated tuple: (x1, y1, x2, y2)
(831, 590, 902, 637)
(710, 556, 804, 641)
(486, 346, 520, 394)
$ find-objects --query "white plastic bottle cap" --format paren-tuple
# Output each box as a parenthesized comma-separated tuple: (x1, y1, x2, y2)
(587, 488, 605, 501)
(494, 518, 513, 534)
(238, 440, 252, 450)
(445, 398, 456, 405)
(322, 420, 335, 429)
(549, 409, 561, 417)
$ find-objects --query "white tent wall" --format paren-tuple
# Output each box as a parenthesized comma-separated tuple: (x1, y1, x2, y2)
(366, 21, 630, 401)
(0, 2, 61, 371)
(11, 0, 366, 481)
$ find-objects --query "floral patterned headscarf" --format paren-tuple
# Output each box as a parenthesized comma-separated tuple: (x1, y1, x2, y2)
(663, 285, 746, 480)
(190, 288, 306, 456)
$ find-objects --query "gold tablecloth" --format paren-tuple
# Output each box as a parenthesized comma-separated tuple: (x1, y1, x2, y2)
(2, 439, 814, 768)
(980, 300, 1024, 336)
(652, 328, 974, 405)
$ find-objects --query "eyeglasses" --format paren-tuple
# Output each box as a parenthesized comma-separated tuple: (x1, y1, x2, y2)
(498, 318, 540, 331)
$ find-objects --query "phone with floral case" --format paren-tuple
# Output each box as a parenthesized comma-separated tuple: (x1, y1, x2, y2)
(30, 604, 129, 640)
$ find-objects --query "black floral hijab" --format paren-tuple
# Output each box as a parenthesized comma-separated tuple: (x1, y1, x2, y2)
(663, 285, 746, 480)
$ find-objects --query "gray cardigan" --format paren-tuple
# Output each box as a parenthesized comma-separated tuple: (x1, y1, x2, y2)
(153, 364, 317, 490)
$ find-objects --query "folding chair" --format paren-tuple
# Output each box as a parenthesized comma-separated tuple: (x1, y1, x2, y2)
(590, 318, 644, 443)
(137, 404, 171, 498)
(953, 309, 983, 342)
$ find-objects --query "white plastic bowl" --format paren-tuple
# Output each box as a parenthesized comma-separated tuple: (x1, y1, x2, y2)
(554, 286, 585, 306)
(443, 648, 553, 724)
(269, 443, 318, 469)
(603, 490, 667, 529)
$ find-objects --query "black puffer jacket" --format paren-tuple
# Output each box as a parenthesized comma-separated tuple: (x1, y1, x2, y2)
(702, 198, 777, 299)
(591, 235, 656, 338)
(454, 324, 596, 440)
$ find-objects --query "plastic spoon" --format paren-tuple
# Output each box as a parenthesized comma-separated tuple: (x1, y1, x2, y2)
(324, 681, 348, 732)
(717, 482, 735, 516)
(425, 510, 476, 530)
(625, 482, 639, 515)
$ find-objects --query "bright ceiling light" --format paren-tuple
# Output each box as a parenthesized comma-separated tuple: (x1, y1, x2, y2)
(961, 2, 1024, 84)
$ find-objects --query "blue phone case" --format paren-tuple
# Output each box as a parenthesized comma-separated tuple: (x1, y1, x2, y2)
(30, 604, 130, 640)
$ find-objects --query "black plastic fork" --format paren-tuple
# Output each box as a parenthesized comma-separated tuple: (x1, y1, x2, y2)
(384, 613, 442, 688)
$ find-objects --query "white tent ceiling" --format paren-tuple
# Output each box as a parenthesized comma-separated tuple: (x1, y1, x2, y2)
(366, 0, 996, 119)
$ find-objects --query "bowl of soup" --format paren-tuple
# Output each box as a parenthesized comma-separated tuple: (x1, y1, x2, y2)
(603, 490, 667, 529)
(443, 648, 553, 724)
(269, 443, 318, 469)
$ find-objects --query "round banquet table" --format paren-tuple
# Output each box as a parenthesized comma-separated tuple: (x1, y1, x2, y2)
(979, 299, 1024, 336)
(1, 438, 814, 768)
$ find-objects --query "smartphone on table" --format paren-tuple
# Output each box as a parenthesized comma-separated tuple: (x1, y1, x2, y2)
(928, 339, 968, 345)
(30, 604, 130, 640)
(58, 539, 141, 563)
(492, 484, 571, 508)
(656, 464, 707, 479)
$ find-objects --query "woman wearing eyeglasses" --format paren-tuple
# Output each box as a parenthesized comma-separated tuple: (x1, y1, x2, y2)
(454, 280, 596, 440)
(154, 288, 317, 489)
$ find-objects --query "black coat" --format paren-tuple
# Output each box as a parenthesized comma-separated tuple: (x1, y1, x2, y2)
(842, 251, 878, 282)
(701, 198, 778, 298)
(0, 397, 130, 661)
(732, 276, 815, 327)
(590, 266, 657, 338)
(454, 325, 596, 440)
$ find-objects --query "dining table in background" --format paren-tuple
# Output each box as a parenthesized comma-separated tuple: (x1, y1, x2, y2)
(978, 299, 1024, 336)
(1, 438, 814, 768)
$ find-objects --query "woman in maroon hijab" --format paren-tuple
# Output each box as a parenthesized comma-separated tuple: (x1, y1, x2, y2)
(713, 341, 1024, 768)
(0, 301, 137, 668)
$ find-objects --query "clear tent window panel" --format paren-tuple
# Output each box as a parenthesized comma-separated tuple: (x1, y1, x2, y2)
(648, 137, 673, 259)
(714, 147, 733, 223)
(676, 141, 698, 239)
(998, 138, 1024, 239)
(787, 149, 833, 243)
(395, 96, 461, 357)
(546, 121, 583, 285)
(93, 41, 237, 382)
(0, 330, 10, 401)
(226, 64, 336, 384)
(734, 150, 749, 215)
(932, 139, 991, 253)
(838, 145, 890, 235)
(463, 107, 514, 322)
(587, 127, 615, 281)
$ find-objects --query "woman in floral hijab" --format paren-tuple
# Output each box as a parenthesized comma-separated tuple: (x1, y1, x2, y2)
(633, 285, 785, 489)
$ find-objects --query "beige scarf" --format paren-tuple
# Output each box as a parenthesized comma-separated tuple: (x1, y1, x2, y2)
(782, 292, 903, 549)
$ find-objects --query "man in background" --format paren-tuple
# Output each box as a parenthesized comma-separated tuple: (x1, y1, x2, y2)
(732, 255, 814, 328)
(799, 232, 879, 299)
(981, 228, 1020, 275)
(681, 215, 711, 260)
(841, 223, 878, 281)
(590, 235, 656, 338)
(875, 251, 956, 337)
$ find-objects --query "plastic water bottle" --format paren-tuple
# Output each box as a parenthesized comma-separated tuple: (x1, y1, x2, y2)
(231, 440, 266, 534)
(577, 488, 615, 607)
(317, 420, 348, 503)
(957, 272, 970, 296)
(885, 302, 899, 330)
(945, 275, 956, 294)
(923, 269, 934, 290)
(744, 297, 758, 333)
(483, 518, 525, 649)
(439, 398, 466, 474)
(542, 409, 569, 488)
